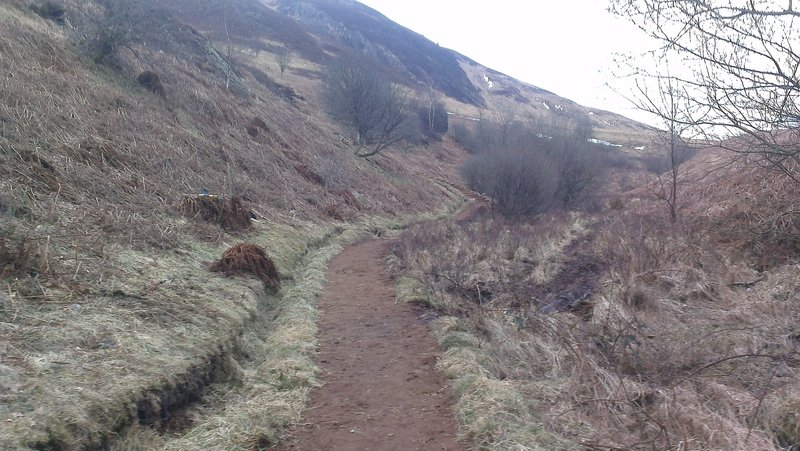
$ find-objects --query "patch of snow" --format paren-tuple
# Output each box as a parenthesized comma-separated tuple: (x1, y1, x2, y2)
(537, 133, 553, 140)
(542, 102, 550, 110)
(555, 104, 564, 111)
(588, 111, 596, 116)
(447, 112, 480, 122)
(634, 146, 646, 151)
(588, 138, 623, 148)
(482, 74, 494, 90)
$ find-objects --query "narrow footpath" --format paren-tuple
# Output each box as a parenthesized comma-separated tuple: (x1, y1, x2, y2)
(279, 239, 463, 450)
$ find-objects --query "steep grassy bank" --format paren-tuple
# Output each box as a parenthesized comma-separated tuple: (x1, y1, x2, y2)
(1, 192, 464, 449)
(0, 1, 468, 448)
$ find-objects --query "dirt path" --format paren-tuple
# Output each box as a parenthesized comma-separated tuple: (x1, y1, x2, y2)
(278, 239, 463, 450)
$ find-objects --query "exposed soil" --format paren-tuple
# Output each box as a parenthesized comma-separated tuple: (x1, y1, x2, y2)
(446, 181, 491, 224)
(278, 239, 464, 450)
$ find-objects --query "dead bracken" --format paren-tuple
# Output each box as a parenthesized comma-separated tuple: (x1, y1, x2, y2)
(210, 243, 281, 291)
(178, 194, 253, 232)
(0, 238, 42, 278)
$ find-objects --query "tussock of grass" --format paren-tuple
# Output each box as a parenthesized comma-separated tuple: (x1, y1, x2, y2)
(210, 242, 281, 291)
(431, 309, 572, 450)
(393, 274, 571, 450)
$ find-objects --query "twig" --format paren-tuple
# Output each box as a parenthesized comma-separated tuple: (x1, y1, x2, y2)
(670, 353, 781, 389)
(72, 260, 82, 281)
(6, 282, 18, 322)
(727, 277, 765, 288)
(43, 235, 51, 275)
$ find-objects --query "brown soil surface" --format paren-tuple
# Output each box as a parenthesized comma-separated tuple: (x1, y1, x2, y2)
(446, 181, 490, 223)
(278, 239, 464, 451)
(453, 200, 489, 223)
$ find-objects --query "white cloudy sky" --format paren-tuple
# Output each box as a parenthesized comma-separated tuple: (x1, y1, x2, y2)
(357, 0, 658, 125)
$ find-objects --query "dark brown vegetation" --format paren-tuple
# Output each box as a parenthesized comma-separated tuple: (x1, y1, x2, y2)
(459, 113, 624, 217)
(210, 243, 281, 291)
(178, 195, 253, 232)
(0, 238, 43, 278)
(31, 1, 65, 24)
(137, 71, 165, 97)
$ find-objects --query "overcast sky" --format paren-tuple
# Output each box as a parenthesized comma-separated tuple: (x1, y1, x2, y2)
(357, 0, 657, 125)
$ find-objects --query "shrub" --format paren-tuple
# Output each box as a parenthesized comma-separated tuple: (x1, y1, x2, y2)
(461, 149, 557, 218)
(137, 71, 165, 97)
(93, 26, 129, 64)
(31, 2, 66, 24)
(210, 243, 280, 291)
(417, 100, 449, 139)
(553, 145, 601, 209)
(322, 56, 414, 157)
(318, 152, 352, 189)
(276, 47, 292, 78)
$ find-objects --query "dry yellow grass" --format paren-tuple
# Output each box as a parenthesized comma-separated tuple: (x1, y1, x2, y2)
(393, 194, 800, 450)
(0, 1, 469, 448)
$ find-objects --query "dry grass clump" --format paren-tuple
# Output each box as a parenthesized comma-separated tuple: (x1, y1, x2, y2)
(137, 71, 165, 97)
(391, 213, 586, 314)
(0, 237, 44, 278)
(210, 243, 281, 291)
(394, 205, 800, 450)
(178, 195, 253, 232)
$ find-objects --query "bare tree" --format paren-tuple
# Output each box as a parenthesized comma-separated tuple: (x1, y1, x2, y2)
(462, 149, 558, 218)
(276, 48, 292, 78)
(323, 57, 413, 158)
(418, 87, 449, 139)
(90, 0, 152, 64)
(492, 100, 519, 148)
(637, 78, 696, 222)
(611, 0, 800, 182)
(526, 115, 600, 209)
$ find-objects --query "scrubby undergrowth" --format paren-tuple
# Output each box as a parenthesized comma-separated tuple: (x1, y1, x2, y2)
(393, 173, 800, 450)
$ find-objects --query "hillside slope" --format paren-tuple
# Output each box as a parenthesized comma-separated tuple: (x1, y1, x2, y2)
(265, 0, 655, 148)
(0, 0, 466, 448)
(0, 0, 654, 448)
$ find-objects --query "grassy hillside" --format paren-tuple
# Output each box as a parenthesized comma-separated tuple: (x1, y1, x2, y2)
(0, 0, 467, 448)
